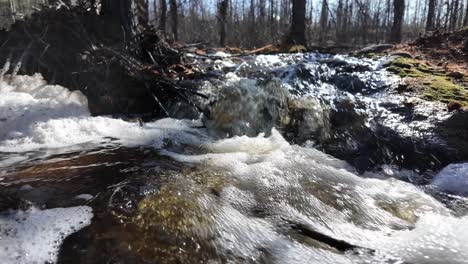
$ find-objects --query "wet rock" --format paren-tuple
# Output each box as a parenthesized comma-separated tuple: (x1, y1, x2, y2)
(204, 78, 290, 137)
(337, 64, 372, 73)
(319, 58, 349, 68)
(331, 74, 368, 94)
(448, 101, 462, 112)
(319, 58, 371, 73)
(447, 71, 464, 79)
(286, 97, 332, 143)
(435, 110, 468, 162)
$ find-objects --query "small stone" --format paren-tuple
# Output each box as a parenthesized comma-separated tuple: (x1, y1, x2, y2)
(447, 102, 462, 112)
(447, 71, 464, 79)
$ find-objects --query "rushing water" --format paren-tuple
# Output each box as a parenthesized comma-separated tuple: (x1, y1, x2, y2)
(0, 53, 467, 264)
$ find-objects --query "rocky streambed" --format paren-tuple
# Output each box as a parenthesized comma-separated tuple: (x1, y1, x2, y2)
(1, 52, 468, 264)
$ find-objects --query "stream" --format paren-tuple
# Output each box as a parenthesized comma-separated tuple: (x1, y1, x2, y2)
(1, 53, 468, 264)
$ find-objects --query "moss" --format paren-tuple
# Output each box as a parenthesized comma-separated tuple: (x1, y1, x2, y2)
(385, 57, 468, 107)
(362, 52, 384, 59)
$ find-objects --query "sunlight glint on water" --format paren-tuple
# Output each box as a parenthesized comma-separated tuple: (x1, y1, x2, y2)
(0, 54, 467, 264)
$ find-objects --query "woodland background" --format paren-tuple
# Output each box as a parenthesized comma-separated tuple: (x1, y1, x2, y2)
(1, 0, 468, 48)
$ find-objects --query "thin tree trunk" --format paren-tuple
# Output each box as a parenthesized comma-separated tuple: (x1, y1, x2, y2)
(9, 0, 16, 22)
(450, 0, 460, 31)
(464, 0, 468, 26)
(389, 0, 405, 43)
(249, 0, 255, 46)
(426, 0, 437, 31)
(336, 0, 344, 42)
(159, 0, 167, 36)
(169, 0, 178, 41)
(134, 0, 149, 34)
(270, 0, 276, 39)
(318, 0, 328, 45)
(218, 0, 228, 46)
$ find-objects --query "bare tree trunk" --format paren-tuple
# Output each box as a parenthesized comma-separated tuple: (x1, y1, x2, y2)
(159, 0, 167, 36)
(464, 0, 468, 26)
(101, 0, 133, 41)
(218, 0, 228, 46)
(9, 0, 16, 22)
(389, 0, 405, 43)
(426, 0, 437, 31)
(133, 0, 149, 34)
(444, 1, 450, 31)
(249, 0, 256, 46)
(169, 0, 178, 41)
(318, 0, 328, 45)
(270, 0, 277, 39)
(285, 0, 306, 45)
(450, 0, 460, 31)
(259, 0, 266, 22)
(336, 0, 344, 42)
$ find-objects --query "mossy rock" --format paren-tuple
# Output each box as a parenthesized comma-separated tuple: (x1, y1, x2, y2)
(385, 57, 468, 107)
(117, 169, 233, 263)
(359, 52, 384, 59)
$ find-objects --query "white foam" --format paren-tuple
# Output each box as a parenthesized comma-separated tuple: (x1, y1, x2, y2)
(432, 163, 468, 195)
(379, 213, 468, 264)
(253, 55, 287, 68)
(0, 206, 93, 264)
(0, 74, 206, 152)
(164, 130, 466, 264)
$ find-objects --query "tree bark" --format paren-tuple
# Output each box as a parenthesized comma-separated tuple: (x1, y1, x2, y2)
(464, 0, 468, 26)
(249, 0, 256, 46)
(336, 0, 344, 42)
(389, 0, 405, 43)
(319, 0, 329, 45)
(463, 0, 468, 27)
(426, 0, 436, 31)
(159, 0, 167, 36)
(169, 0, 178, 41)
(450, 0, 460, 31)
(218, 0, 228, 46)
(101, 0, 133, 40)
(285, 0, 306, 45)
(134, 0, 149, 34)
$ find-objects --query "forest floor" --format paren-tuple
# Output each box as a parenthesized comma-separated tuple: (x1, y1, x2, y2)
(382, 28, 468, 110)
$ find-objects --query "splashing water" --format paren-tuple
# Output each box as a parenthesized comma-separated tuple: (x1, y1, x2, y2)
(0, 53, 467, 264)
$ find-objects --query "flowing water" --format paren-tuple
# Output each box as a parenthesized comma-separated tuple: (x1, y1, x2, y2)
(0, 53, 467, 264)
